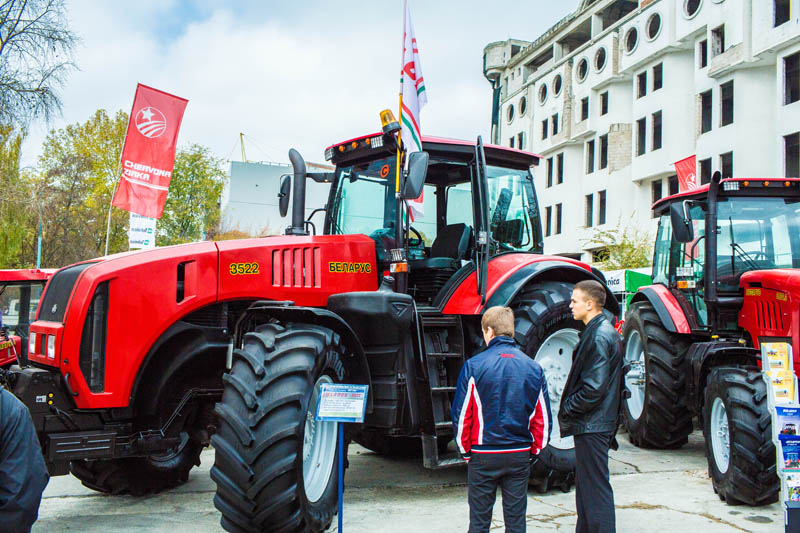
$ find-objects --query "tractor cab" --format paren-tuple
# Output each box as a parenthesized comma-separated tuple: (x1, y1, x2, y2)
(321, 132, 542, 306)
(651, 174, 800, 334)
(0, 269, 54, 365)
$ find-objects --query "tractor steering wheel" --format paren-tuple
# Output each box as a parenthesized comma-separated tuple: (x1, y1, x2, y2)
(409, 226, 423, 248)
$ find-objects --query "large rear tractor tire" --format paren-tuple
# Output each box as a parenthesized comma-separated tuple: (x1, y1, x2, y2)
(211, 323, 348, 532)
(703, 367, 778, 506)
(512, 281, 584, 493)
(622, 302, 692, 449)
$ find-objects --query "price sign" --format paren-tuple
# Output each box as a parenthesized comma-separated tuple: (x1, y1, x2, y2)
(315, 383, 369, 423)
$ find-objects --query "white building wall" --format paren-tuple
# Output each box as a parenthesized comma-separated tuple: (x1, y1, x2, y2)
(486, 0, 800, 263)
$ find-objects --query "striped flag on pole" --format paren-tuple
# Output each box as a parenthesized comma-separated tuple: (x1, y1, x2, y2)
(400, 0, 427, 220)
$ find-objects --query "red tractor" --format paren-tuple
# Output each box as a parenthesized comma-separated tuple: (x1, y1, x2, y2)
(0, 269, 54, 367)
(622, 172, 799, 506)
(4, 120, 617, 532)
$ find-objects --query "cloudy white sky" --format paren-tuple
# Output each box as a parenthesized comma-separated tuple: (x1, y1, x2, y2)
(21, 1, 578, 168)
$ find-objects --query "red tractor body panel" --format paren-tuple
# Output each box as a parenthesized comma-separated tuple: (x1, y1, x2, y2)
(442, 253, 590, 315)
(739, 269, 800, 369)
(27, 235, 377, 409)
(0, 336, 21, 366)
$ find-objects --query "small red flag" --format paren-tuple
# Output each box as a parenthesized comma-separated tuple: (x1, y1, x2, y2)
(112, 84, 188, 219)
(674, 155, 698, 193)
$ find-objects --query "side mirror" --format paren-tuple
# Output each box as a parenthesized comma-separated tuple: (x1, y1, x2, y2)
(402, 151, 429, 199)
(670, 201, 694, 243)
(278, 175, 291, 217)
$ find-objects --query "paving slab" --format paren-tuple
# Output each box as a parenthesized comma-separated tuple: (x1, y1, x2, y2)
(35, 430, 784, 532)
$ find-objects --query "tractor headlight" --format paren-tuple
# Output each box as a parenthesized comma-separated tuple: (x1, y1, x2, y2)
(47, 335, 55, 359)
(29, 332, 36, 355)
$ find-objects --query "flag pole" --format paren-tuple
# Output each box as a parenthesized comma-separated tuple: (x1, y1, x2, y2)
(394, 1, 407, 293)
(103, 159, 122, 256)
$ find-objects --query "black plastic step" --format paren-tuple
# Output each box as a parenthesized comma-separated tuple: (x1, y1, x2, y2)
(422, 434, 464, 469)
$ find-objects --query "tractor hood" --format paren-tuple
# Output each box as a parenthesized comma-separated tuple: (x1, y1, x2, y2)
(740, 269, 800, 297)
(27, 235, 378, 408)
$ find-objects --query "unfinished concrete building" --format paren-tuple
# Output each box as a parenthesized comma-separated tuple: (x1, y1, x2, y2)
(484, 0, 800, 262)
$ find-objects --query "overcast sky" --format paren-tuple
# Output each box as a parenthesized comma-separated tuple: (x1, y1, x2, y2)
(21, 1, 578, 168)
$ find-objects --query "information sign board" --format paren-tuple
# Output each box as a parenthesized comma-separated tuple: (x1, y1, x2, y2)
(315, 383, 368, 423)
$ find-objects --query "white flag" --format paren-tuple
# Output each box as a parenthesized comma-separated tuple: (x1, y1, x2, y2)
(400, 0, 427, 220)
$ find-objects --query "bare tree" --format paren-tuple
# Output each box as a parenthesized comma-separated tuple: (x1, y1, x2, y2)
(0, 0, 77, 127)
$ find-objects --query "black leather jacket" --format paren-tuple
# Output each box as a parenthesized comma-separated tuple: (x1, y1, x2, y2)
(558, 314, 623, 437)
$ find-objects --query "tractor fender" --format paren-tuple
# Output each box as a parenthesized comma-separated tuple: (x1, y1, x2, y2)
(235, 301, 373, 411)
(440, 254, 619, 317)
(483, 260, 620, 317)
(629, 286, 691, 334)
(131, 320, 230, 416)
(684, 341, 760, 415)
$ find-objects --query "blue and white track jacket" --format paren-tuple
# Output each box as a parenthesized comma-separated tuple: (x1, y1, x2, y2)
(451, 336, 552, 460)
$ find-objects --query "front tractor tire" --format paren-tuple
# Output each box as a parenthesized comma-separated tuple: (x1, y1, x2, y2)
(622, 302, 692, 449)
(512, 281, 583, 493)
(703, 367, 778, 506)
(69, 436, 202, 496)
(211, 323, 347, 533)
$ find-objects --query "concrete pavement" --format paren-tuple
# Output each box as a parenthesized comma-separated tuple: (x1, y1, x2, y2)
(35, 430, 783, 532)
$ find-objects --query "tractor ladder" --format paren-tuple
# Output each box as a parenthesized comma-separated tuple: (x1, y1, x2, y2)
(418, 308, 467, 468)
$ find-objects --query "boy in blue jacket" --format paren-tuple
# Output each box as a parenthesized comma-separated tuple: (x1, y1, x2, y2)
(452, 306, 552, 533)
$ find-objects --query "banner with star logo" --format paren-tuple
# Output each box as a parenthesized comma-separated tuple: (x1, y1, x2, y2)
(112, 83, 188, 219)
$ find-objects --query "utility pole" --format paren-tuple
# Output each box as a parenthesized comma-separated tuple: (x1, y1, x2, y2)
(240, 133, 248, 163)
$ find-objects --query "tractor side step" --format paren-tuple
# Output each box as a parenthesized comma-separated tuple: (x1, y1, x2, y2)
(431, 386, 457, 393)
(47, 430, 116, 462)
(421, 433, 464, 469)
(427, 352, 461, 359)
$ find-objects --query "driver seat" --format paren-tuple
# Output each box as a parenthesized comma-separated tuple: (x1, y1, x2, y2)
(414, 223, 471, 270)
(410, 224, 471, 302)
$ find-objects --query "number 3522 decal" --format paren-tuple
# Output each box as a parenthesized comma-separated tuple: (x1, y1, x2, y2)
(229, 262, 260, 275)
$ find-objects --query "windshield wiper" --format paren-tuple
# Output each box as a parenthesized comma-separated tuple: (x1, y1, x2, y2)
(730, 242, 760, 271)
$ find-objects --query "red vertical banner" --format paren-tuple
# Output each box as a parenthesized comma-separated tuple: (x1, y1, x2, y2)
(674, 155, 698, 193)
(112, 84, 188, 219)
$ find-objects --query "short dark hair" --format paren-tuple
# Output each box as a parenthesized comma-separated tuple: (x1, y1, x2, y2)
(574, 280, 606, 307)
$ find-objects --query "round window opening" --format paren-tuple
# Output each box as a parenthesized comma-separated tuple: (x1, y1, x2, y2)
(625, 27, 639, 53)
(685, 0, 701, 17)
(646, 13, 662, 40)
(538, 84, 548, 104)
(506, 104, 515, 123)
(594, 48, 607, 71)
(553, 75, 563, 96)
(519, 96, 527, 116)
(577, 58, 589, 81)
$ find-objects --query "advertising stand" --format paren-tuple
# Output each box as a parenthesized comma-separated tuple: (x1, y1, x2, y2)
(315, 383, 369, 532)
(602, 268, 652, 317)
(762, 342, 800, 532)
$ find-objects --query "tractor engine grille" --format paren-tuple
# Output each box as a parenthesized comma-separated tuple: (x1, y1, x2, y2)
(271, 247, 321, 288)
(756, 299, 785, 331)
(38, 262, 97, 322)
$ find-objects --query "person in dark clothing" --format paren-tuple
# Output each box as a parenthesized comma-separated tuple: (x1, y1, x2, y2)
(452, 306, 552, 533)
(559, 280, 622, 533)
(0, 387, 49, 532)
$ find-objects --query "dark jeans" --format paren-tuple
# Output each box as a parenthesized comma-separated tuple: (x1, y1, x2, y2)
(574, 432, 616, 533)
(467, 451, 530, 533)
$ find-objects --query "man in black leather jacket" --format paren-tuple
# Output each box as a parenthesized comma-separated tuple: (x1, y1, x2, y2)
(559, 280, 622, 533)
